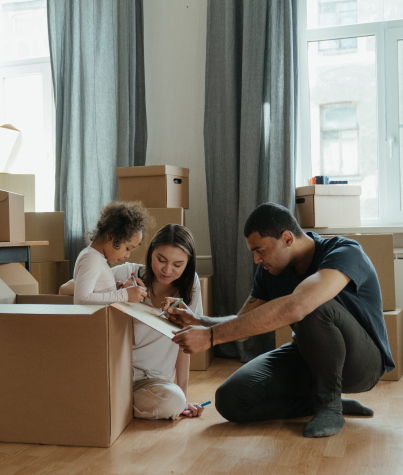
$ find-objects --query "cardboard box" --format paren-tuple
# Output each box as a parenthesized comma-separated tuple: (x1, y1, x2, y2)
(0, 304, 133, 447)
(0, 189, 25, 242)
(16, 294, 74, 304)
(0, 279, 16, 304)
(117, 165, 189, 209)
(394, 258, 403, 309)
(190, 275, 215, 371)
(296, 185, 361, 228)
(321, 234, 395, 312)
(0, 124, 22, 173)
(25, 212, 65, 262)
(0, 173, 35, 212)
(382, 309, 403, 381)
(112, 208, 184, 267)
(31, 261, 69, 294)
(0, 263, 38, 295)
(275, 325, 293, 348)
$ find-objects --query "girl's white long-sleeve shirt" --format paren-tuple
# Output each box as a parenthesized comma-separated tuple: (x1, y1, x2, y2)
(73, 246, 129, 305)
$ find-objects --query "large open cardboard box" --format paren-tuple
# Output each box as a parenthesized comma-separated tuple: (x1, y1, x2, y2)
(117, 165, 189, 209)
(25, 212, 65, 262)
(0, 173, 35, 212)
(296, 185, 361, 228)
(0, 303, 134, 447)
(0, 190, 25, 242)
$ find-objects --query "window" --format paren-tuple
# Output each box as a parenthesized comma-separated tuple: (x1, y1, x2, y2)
(0, 0, 54, 211)
(299, 0, 403, 224)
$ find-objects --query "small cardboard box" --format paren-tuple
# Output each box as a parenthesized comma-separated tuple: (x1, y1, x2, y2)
(117, 165, 189, 209)
(31, 261, 69, 294)
(296, 185, 361, 228)
(112, 208, 184, 267)
(0, 124, 22, 173)
(0, 279, 16, 304)
(0, 263, 38, 295)
(190, 275, 215, 371)
(25, 212, 65, 262)
(382, 309, 403, 381)
(0, 173, 35, 212)
(0, 304, 133, 447)
(321, 234, 396, 312)
(0, 189, 25, 242)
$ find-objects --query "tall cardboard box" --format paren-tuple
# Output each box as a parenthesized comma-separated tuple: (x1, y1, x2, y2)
(112, 208, 184, 267)
(117, 165, 189, 209)
(31, 261, 69, 294)
(0, 173, 35, 212)
(321, 234, 396, 312)
(25, 212, 65, 262)
(0, 304, 133, 447)
(382, 309, 403, 381)
(296, 185, 361, 228)
(0, 190, 25, 242)
(190, 275, 215, 371)
(0, 263, 38, 295)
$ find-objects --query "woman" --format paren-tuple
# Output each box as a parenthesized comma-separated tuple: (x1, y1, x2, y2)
(60, 224, 204, 420)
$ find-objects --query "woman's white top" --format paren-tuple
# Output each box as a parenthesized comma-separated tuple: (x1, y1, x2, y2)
(73, 246, 129, 305)
(112, 262, 203, 383)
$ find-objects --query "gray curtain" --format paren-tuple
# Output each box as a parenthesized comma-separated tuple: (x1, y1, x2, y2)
(47, 0, 147, 275)
(204, 0, 298, 362)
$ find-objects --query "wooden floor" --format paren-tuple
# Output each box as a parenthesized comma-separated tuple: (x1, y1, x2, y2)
(1, 358, 403, 475)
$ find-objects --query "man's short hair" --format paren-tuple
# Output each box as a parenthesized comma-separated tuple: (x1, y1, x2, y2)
(244, 202, 303, 239)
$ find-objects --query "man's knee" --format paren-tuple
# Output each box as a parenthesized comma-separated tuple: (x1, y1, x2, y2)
(215, 379, 247, 423)
(294, 300, 337, 334)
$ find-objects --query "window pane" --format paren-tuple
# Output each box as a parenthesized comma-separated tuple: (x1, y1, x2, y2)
(307, 0, 403, 29)
(399, 40, 403, 211)
(308, 35, 378, 219)
(0, 0, 49, 62)
(3, 74, 54, 211)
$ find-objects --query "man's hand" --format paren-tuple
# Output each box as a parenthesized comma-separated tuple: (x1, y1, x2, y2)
(165, 301, 201, 328)
(172, 326, 211, 353)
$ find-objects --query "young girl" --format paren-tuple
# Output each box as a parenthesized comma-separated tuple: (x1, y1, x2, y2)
(63, 214, 204, 420)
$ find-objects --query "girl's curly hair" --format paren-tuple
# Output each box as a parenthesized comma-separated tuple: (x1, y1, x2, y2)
(86, 201, 153, 248)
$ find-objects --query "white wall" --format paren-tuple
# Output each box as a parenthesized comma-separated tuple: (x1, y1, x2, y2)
(143, 0, 212, 275)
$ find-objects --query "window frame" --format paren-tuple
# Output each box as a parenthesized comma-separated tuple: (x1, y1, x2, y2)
(298, 0, 403, 225)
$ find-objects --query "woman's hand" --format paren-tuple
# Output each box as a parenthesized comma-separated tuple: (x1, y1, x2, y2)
(182, 402, 204, 418)
(163, 298, 200, 327)
(121, 276, 145, 289)
(126, 285, 148, 303)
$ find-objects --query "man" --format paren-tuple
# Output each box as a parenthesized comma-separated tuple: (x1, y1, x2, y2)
(167, 203, 393, 438)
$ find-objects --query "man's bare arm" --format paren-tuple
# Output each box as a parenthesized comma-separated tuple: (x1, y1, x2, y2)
(198, 295, 267, 327)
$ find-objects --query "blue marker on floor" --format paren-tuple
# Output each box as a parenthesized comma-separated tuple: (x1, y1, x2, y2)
(200, 401, 211, 407)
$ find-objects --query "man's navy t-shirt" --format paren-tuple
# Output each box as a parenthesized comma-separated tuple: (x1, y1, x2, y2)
(250, 232, 394, 372)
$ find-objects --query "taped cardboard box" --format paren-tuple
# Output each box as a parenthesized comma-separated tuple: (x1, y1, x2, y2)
(381, 309, 403, 381)
(112, 208, 184, 267)
(0, 189, 25, 242)
(0, 304, 133, 447)
(296, 185, 361, 228)
(321, 234, 395, 312)
(0, 124, 22, 173)
(25, 212, 65, 262)
(0, 173, 35, 212)
(31, 261, 69, 294)
(0, 263, 38, 295)
(117, 165, 189, 209)
(190, 275, 215, 371)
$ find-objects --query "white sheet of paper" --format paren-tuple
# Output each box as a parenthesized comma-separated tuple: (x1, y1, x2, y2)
(111, 302, 181, 339)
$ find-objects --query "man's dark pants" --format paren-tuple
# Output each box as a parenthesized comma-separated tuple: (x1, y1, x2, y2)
(215, 299, 384, 423)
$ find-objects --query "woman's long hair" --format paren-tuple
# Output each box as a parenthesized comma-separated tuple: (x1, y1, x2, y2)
(142, 224, 196, 305)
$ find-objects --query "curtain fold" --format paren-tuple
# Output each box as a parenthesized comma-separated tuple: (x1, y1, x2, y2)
(204, 0, 298, 362)
(47, 0, 147, 275)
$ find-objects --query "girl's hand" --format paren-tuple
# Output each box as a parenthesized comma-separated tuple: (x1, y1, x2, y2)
(122, 276, 145, 288)
(126, 285, 148, 303)
(116, 281, 124, 290)
(182, 402, 204, 418)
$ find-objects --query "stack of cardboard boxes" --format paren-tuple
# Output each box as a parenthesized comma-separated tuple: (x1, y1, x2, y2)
(275, 233, 403, 381)
(116, 165, 214, 370)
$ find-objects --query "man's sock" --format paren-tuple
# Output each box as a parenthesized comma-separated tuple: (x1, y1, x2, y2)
(303, 399, 345, 438)
(342, 398, 374, 416)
